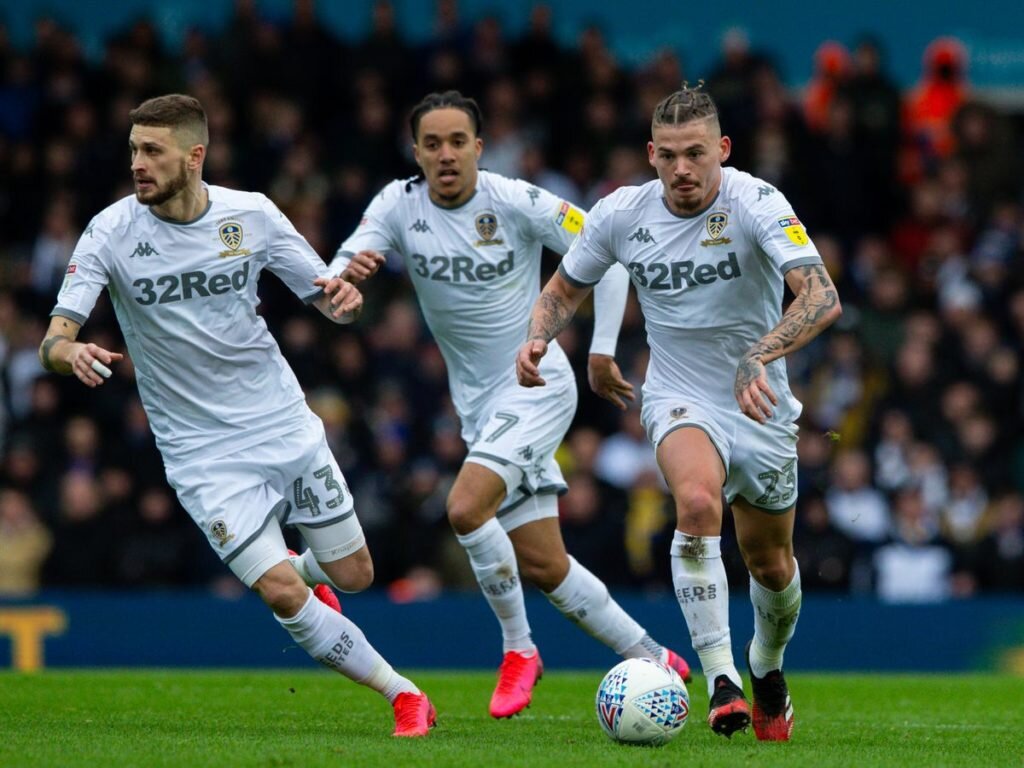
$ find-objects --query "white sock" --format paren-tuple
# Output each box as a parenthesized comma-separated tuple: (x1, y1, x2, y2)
(621, 635, 674, 666)
(289, 550, 340, 591)
(544, 556, 646, 655)
(276, 590, 418, 703)
(670, 531, 741, 698)
(456, 518, 534, 654)
(748, 560, 801, 678)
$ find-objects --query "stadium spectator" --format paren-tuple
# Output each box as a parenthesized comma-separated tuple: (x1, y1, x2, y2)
(0, 488, 52, 595)
(902, 36, 970, 182)
(803, 41, 851, 134)
(0, 9, 1019, 609)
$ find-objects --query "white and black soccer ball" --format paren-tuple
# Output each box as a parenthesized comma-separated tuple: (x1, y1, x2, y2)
(595, 657, 690, 746)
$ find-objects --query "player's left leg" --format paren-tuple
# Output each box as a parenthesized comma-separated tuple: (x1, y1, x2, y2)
(508, 511, 692, 681)
(240, 526, 434, 737)
(448, 461, 541, 718)
(732, 498, 798, 742)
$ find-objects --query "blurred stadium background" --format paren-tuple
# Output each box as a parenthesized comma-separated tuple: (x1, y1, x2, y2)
(1, 0, 1023, 673)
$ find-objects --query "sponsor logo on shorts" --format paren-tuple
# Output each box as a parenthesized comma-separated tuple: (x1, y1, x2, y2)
(670, 406, 688, 420)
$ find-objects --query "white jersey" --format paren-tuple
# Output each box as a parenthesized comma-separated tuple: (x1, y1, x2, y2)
(560, 167, 823, 422)
(53, 185, 332, 464)
(333, 170, 586, 421)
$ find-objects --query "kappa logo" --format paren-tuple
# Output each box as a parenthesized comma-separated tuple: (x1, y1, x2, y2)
(757, 185, 776, 201)
(526, 187, 540, 206)
(409, 219, 432, 233)
(627, 227, 656, 244)
(131, 241, 159, 258)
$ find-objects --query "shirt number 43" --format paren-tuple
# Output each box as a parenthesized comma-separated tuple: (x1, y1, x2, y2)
(293, 465, 347, 516)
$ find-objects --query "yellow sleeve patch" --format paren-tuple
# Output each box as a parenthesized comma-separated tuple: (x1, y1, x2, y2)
(777, 216, 809, 246)
(556, 202, 584, 234)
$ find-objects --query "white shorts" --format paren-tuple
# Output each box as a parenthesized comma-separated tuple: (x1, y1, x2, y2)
(463, 379, 576, 531)
(165, 416, 365, 584)
(641, 392, 800, 513)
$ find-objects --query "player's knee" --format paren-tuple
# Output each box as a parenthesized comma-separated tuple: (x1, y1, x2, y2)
(253, 568, 309, 617)
(519, 555, 567, 592)
(447, 493, 489, 535)
(673, 483, 720, 530)
(744, 551, 793, 591)
(339, 558, 374, 592)
(323, 550, 375, 592)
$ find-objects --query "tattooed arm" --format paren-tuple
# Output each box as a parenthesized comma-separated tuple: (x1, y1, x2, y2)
(734, 263, 842, 423)
(39, 315, 123, 388)
(516, 269, 593, 387)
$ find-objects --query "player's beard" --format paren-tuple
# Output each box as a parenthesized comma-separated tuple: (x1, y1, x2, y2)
(136, 160, 189, 207)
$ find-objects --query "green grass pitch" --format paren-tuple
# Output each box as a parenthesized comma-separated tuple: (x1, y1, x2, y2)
(2, 670, 1022, 767)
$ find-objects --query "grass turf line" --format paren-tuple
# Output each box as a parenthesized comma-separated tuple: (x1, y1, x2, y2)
(1, 670, 1022, 767)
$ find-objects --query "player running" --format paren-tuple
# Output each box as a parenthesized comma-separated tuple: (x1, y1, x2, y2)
(321, 90, 692, 719)
(39, 94, 435, 737)
(517, 84, 842, 741)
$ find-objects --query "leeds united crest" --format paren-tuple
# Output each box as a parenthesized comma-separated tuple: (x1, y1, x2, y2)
(700, 212, 731, 247)
(474, 212, 503, 246)
(218, 220, 252, 257)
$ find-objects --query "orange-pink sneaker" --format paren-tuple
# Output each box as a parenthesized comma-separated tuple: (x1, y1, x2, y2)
(664, 648, 693, 683)
(392, 692, 437, 737)
(489, 650, 543, 718)
(287, 549, 341, 613)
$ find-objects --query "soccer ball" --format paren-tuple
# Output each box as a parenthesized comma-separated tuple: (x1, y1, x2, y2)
(595, 657, 689, 745)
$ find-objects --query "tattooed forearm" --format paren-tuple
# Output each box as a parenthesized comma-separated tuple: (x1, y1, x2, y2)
(39, 334, 72, 372)
(742, 264, 840, 365)
(527, 292, 574, 343)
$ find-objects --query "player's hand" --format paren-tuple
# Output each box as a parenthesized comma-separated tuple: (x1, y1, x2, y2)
(340, 250, 386, 284)
(315, 276, 363, 323)
(734, 355, 778, 424)
(587, 354, 635, 411)
(516, 339, 548, 387)
(68, 342, 122, 388)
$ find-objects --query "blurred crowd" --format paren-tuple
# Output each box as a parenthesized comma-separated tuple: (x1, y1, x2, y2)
(1, 1, 1022, 603)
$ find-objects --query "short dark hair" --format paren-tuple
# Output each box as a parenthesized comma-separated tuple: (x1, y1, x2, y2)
(409, 90, 483, 141)
(652, 82, 719, 133)
(129, 94, 209, 147)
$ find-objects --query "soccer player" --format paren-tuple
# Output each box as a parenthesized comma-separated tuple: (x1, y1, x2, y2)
(38, 94, 436, 738)
(516, 84, 842, 741)
(322, 90, 692, 719)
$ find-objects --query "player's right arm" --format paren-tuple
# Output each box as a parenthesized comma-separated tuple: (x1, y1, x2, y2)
(338, 250, 386, 284)
(327, 180, 402, 284)
(39, 315, 123, 388)
(516, 269, 593, 388)
(42, 209, 122, 387)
